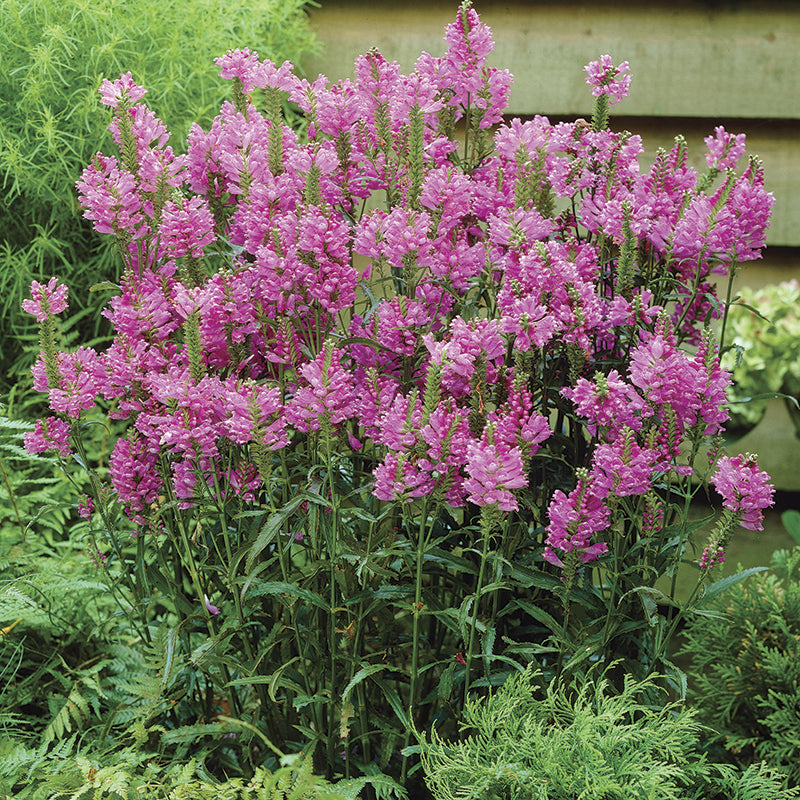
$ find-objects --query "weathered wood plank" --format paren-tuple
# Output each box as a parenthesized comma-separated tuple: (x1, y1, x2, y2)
(305, 0, 800, 120)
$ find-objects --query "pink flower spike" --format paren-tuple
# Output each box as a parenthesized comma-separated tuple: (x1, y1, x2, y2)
(204, 594, 221, 615)
(254, 59, 300, 93)
(704, 125, 746, 171)
(99, 72, 147, 109)
(23, 278, 69, 322)
(711, 453, 774, 531)
(463, 441, 527, 511)
(23, 417, 72, 458)
(584, 55, 632, 105)
(215, 48, 262, 94)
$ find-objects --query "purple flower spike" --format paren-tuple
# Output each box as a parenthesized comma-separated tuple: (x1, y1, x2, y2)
(711, 453, 774, 531)
(99, 71, 147, 109)
(23, 278, 69, 322)
(584, 55, 632, 105)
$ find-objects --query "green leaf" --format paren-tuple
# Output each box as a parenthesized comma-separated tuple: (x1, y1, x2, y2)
(341, 663, 402, 708)
(242, 580, 332, 612)
(244, 495, 305, 575)
(510, 599, 563, 636)
(89, 280, 120, 293)
(371, 676, 408, 729)
(425, 546, 477, 575)
(437, 662, 456, 702)
(337, 335, 399, 355)
(781, 509, 800, 545)
(618, 585, 678, 627)
(160, 722, 233, 744)
(694, 567, 768, 607)
(372, 584, 413, 600)
(267, 657, 305, 703)
(481, 625, 496, 665)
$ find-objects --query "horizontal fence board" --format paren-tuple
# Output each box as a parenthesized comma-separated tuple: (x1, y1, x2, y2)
(305, 0, 800, 119)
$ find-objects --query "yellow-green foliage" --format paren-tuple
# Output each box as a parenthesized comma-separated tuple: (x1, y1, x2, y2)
(419, 667, 800, 799)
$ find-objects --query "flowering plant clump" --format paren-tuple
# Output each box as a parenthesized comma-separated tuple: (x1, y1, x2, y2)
(24, 1, 776, 784)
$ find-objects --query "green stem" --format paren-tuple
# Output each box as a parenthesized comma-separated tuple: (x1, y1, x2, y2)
(401, 497, 429, 784)
(463, 509, 493, 702)
(0, 455, 26, 543)
(321, 421, 343, 774)
(719, 257, 740, 351)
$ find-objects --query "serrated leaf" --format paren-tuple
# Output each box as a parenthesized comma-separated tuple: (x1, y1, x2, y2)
(371, 676, 408, 729)
(437, 661, 456, 702)
(694, 566, 768, 607)
(244, 495, 305, 575)
(341, 663, 401, 709)
(512, 599, 563, 636)
(242, 580, 331, 612)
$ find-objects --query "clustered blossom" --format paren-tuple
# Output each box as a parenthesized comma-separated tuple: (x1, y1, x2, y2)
(705, 125, 747, 171)
(584, 54, 632, 105)
(22, 277, 68, 322)
(711, 454, 774, 531)
(543, 472, 611, 568)
(24, 3, 774, 568)
(98, 71, 147, 109)
(463, 442, 526, 511)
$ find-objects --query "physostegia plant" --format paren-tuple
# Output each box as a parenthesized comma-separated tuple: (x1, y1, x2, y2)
(24, 1, 775, 784)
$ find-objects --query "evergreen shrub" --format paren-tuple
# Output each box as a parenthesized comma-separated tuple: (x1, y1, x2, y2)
(679, 519, 800, 787)
(418, 667, 800, 799)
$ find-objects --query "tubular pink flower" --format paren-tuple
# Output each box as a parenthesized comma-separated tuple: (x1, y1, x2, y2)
(76, 155, 147, 239)
(544, 474, 611, 566)
(591, 433, 658, 497)
(711, 453, 774, 531)
(440, 2, 499, 112)
(254, 59, 300, 93)
(373, 451, 434, 502)
(24, 417, 72, 458)
(46, 347, 103, 419)
(583, 55, 632, 105)
(563, 369, 648, 439)
(488, 377, 551, 458)
(99, 72, 147, 109)
(285, 345, 357, 432)
(215, 48, 263, 94)
(23, 278, 69, 322)
(463, 441, 527, 511)
(704, 126, 746, 171)
(160, 196, 217, 259)
(108, 435, 162, 516)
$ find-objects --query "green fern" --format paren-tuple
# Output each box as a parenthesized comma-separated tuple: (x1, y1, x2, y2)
(43, 666, 106, 745)
(2, 746, 402, 800)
